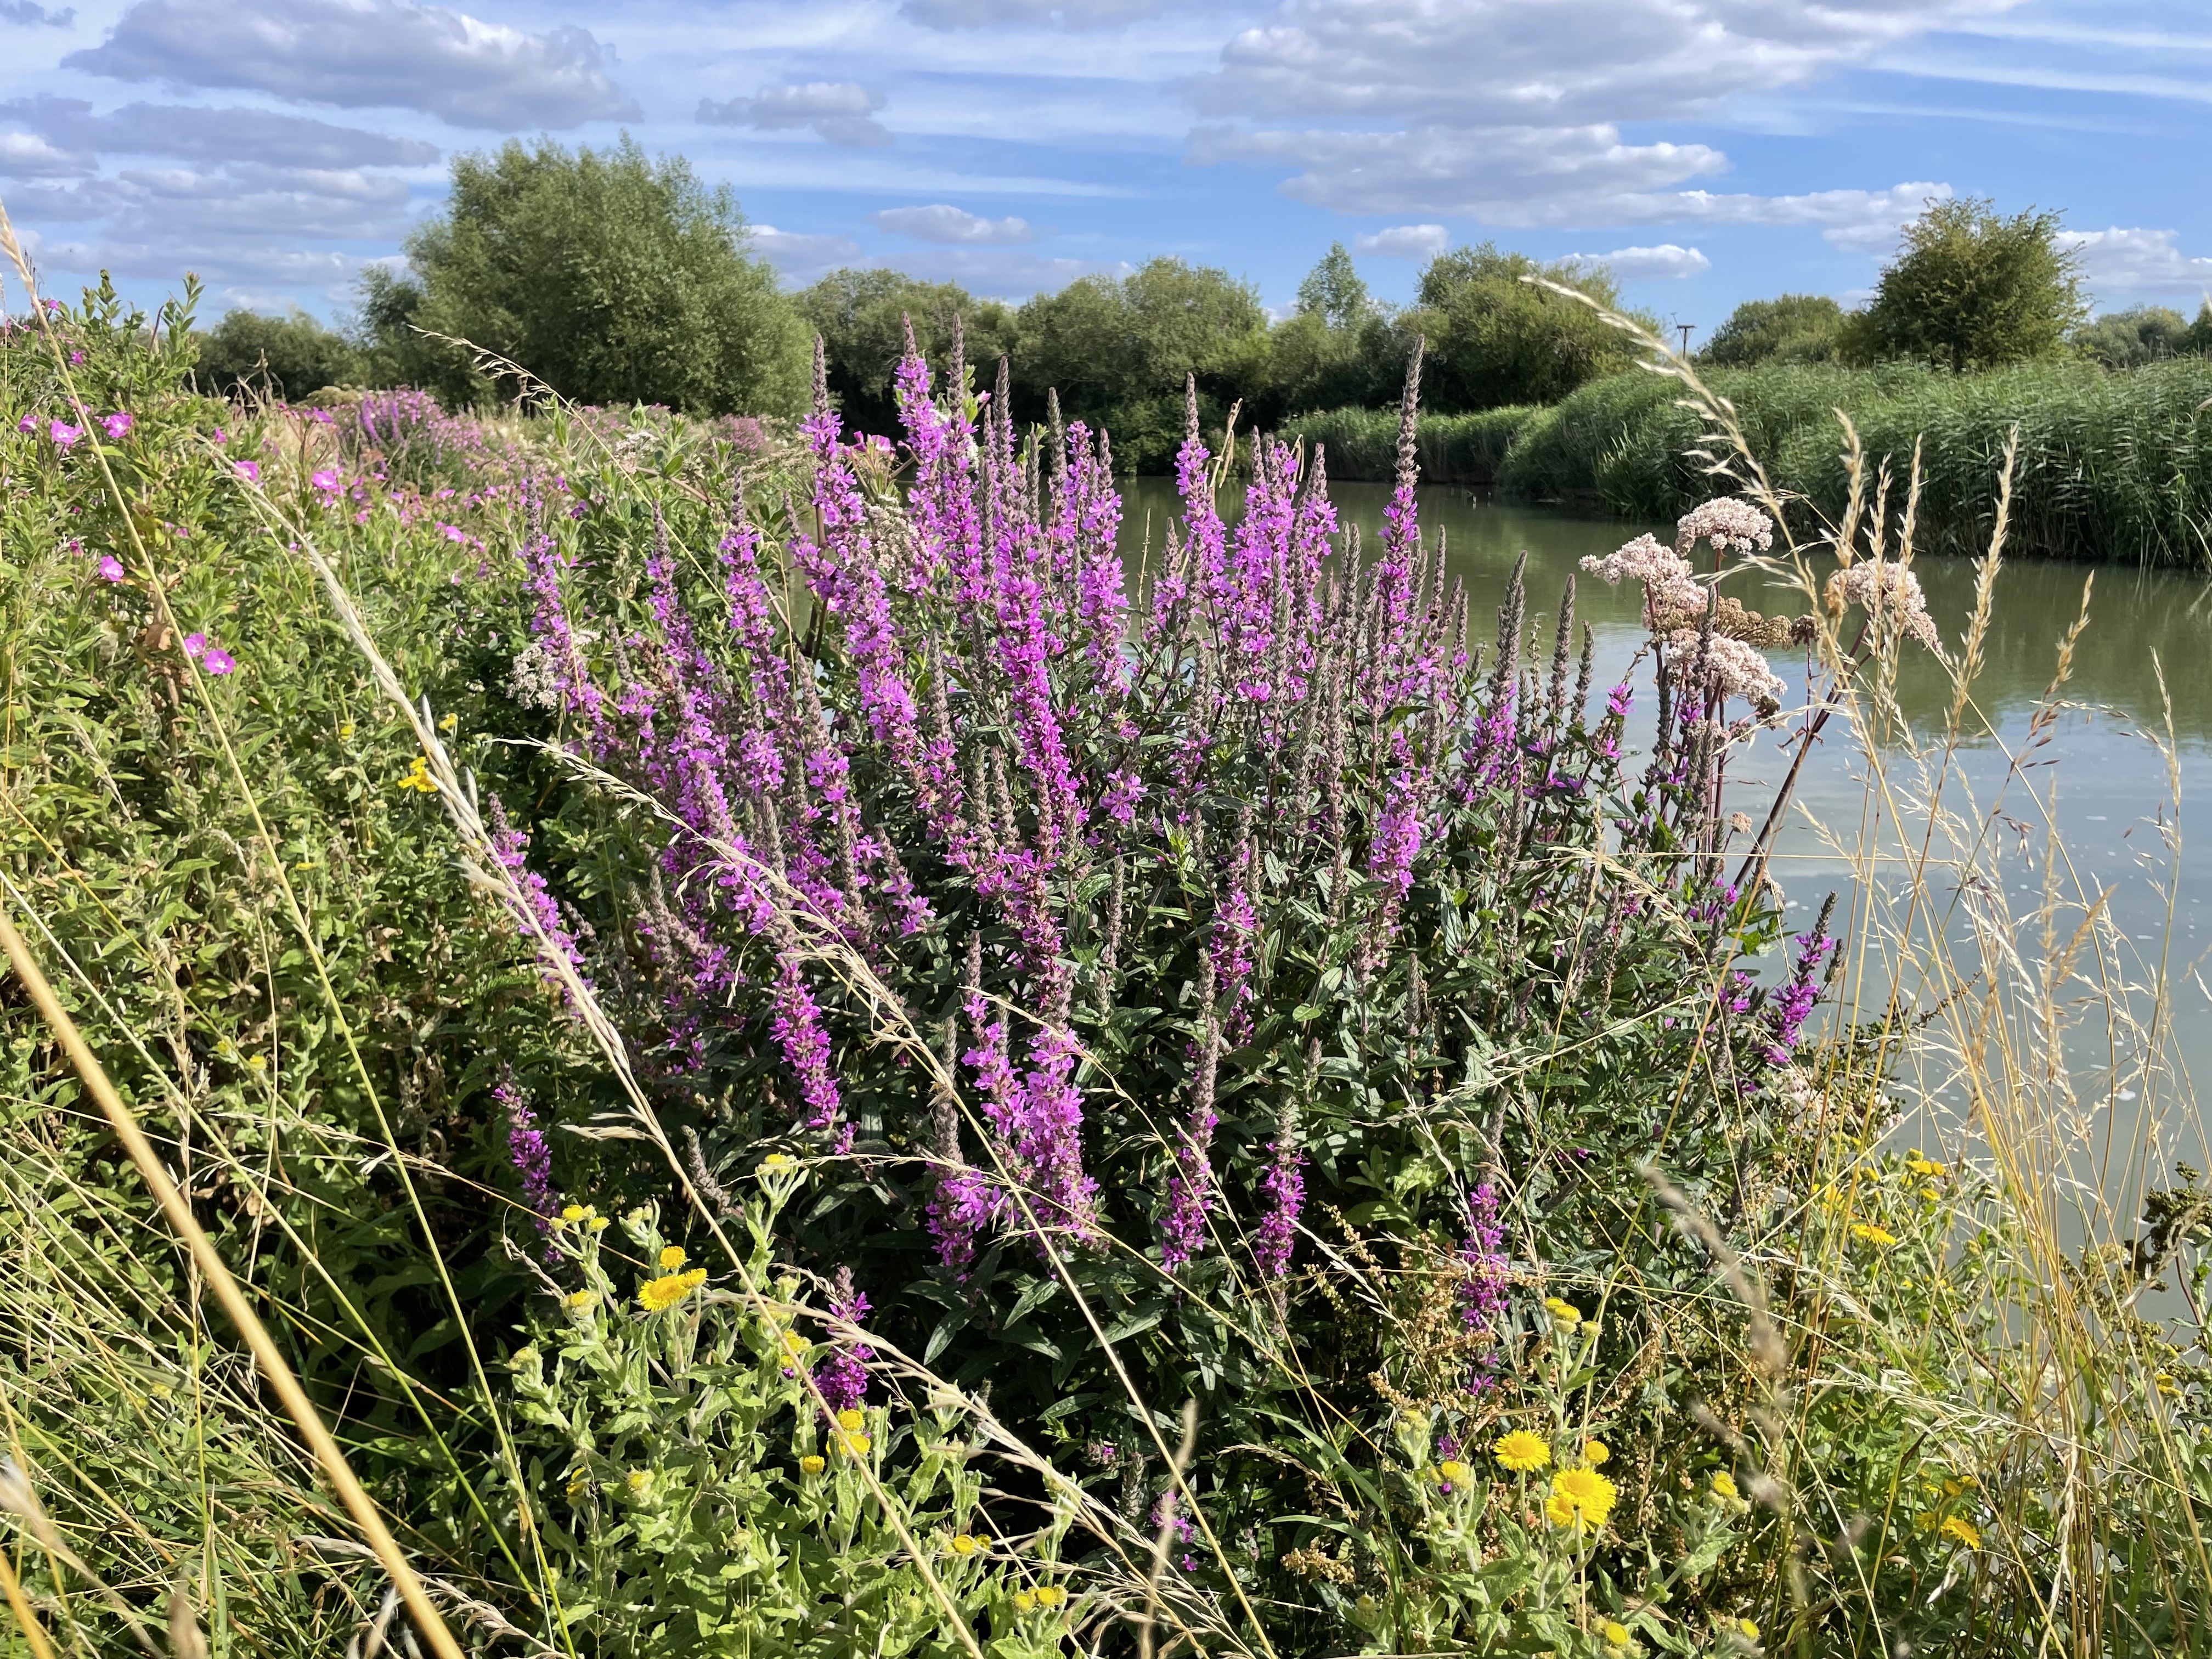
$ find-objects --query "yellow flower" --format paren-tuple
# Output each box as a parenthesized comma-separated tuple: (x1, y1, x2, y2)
(560, 1204, 588, 1223)
(659, 1245, 688, 1271)
(246, 1053, 267, 1072)
(1493, 1431, 1551, 1473)
(1736, 1618, 1760, 1641)
(1549, 1466, 1618, 1530)
(1600, 1621, 1632, 1649)
(1850, 1222, 1899, 1249)
(1543, 1296, 1583, 1325)
(1013, 1592, 1036, 1614)
(1436, 1459, 1471, 1485)
(1906, 1154, 1944, 1178)
(338, 722, 356, 739)
(836, 1430, 873, 1458)
(396, 755, 439, 793)
(758, 1153, 796, 1174)
(1582, 1439, 1610, 1467)
(799, 1455, 826, 1475)
(565, 1291, 597, 1313)
(625, 1469, 653, 1497)
(837, 1408, 866, 1433)
(637, 1267, 708, 1312)
(1939, 1515, 1981, 1550)
(1920, 1186, 1942, 1201)
(586, 1216, 608, 1232)
(1543, 1492, 1577, 1530)
(439, 711, 458, 731)
(780, 1330, 811, 1363)
(950, 1533, 981, 1556)
(1711, 1471, 1740, 1502)
(1034, 1585, 1066, 1609)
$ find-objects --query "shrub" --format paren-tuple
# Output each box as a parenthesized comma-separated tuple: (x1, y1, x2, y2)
(1407, 243, 1650, 411)
(1699, 294, 1848, 368)
(191, 304, 362, 401)
(1861, 196, 2087, 373)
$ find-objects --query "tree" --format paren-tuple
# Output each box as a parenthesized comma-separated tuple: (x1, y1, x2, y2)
(1266, 244, 1398, 420)
(2072, 304, 2193, 369)
(192, 307, 360, 402)
(1863, 197, 2086, 373)
(1012, 257, 1271, 469)
(362, 136, 810, 415)
(1295, 242, 1369, 329)
(795, 269, 1015, 437)
(1408, 244, 1644, 411)
(1700, 294, 1847, 368)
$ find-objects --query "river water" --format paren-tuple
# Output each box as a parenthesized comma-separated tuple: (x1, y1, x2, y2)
(1120, 478, 2212, 1214)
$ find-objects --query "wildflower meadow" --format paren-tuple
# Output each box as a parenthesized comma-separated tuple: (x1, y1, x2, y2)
(2, 241, 2207, 1658)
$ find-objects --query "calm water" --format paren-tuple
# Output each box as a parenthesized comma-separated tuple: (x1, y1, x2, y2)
(1121, 478, 2212, 1198)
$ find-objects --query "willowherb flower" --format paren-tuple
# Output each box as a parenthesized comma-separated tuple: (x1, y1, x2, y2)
(1827, 558, 1941, 651)
(1673, 496, 1774, 560)
(100, 412, 132, 439)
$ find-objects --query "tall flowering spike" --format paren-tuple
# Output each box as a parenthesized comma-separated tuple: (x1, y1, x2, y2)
(814, 1268, 872, 1410)
(1160, 1018, 1219, 1271)
(487, 794, 591, 1010)
(1156, 375, 1220, 634)
(1459, 1183, 1509, 1391)
(1255, 1099, 1306, 1282)
(804, 333, 838, 458)
(519, 482, 606, 748)
(1225, 437, 1294, 701)
(1070, 424, 1130, 692)
(770, 945, 843, 1138)
(495, 1067, 559, 1238)
(716, 475, 791, 795)
(1377, 340, 1425, 649)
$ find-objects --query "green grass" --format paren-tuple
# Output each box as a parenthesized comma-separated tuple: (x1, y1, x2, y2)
(1278, 403, 1544, 486)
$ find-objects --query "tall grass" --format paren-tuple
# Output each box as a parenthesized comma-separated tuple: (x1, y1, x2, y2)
(1489, 358, 2212, 566)
(1278, 404, 1542, 486)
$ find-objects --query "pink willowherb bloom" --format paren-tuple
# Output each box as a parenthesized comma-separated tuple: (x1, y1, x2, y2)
(233, 460, 260, 483)
(101, 412, 133, 439)
(201, 648, 237, 676)
(97, 556, 125, 583)
(49, 420, 82, 450)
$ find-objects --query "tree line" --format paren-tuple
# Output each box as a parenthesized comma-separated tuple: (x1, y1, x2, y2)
(185, 138, 2212, 471)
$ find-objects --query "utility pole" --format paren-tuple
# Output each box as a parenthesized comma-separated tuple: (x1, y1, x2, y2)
(1676, 321, 1695, 358)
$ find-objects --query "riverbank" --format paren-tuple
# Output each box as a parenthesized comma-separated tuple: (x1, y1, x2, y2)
(1285, 358, 2212, 567)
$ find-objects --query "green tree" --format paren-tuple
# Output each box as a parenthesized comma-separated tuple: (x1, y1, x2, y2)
(795, 269, 1015, 437)
(1408, 244, 1644, 411)
(2072, 304, 2193, 369)
(1863, 197, 2086, 373)
(361, 136, 810, 415)
(1267, 243, 1399, 420)
(191, 307, 360, 402)
(1700, 294, 1848, 367)
(2189, 300, 2212, 357)
(1012, 256, 1271, 468)
(1295, 241, 1369, 328)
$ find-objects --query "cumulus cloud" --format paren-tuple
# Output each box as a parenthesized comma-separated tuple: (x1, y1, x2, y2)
(750, 224, 866, 283)
(1188, 0, 2004, 228)
(1564, 242, 1710, 280)
(66, 0, 637, 130)
(885, 246, 1132, 296)
(2060, 227, 2212, 295)
(0, 131, 92, 178)
(901, 0, 1166, 29)
(41, 236, 367, 288)
(699, 83, 890, 148)
(872, 204, 1035, 245)
(1352, 223, 1448, 259)
(1, 2, 75, 24)
(1, 96, 438, 168)
(17, 163, 414, 241)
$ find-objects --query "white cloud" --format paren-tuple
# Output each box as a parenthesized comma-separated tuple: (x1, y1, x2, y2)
(65, 0, 637, 130)
(901, 0, 1169, 30)
(0, 130, 91, 177)
(699, 82, 891, 148)
(883, 246, 1133, 296)
(750, 224, 866, 283)
(1, 1, 75, 24)
(872, 203, 1035, 245)
(2061, 226, 2212, 295)
(1352, 223, 1447, 259)
(1, 96, 439, 168)
(1664, 182, 1946, 249)
(1565, 242, 1710, 280)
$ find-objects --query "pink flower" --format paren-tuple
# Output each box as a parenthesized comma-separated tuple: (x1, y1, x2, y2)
(49, 420, 81, 449)
(211, 427, 227, 443)
(14, 414, 35, 436)
(233, 460, 260, 484)
(311, 469, 339, 492)
(201, 648, 237, 676)
(98, 556, 125, 583)
(182, 632, 208, 658)
(101, 412, 133, 439)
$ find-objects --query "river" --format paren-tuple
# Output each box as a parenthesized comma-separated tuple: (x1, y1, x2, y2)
(1119, 477, 2212, 1220)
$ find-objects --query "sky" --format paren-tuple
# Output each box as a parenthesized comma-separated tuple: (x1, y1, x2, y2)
(1, 0, 2208, 340)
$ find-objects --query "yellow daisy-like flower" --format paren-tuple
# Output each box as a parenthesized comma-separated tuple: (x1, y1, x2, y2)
(1600, 1620, 1632, 1649)
(1939, 1515, 1981, 1550)
(1034, 1585, 1066, 1609)
(1543, 1492, 1577, 1530)
(950, 1533, 981, 1556)
(659, 1245, 687, 1271)
(565, 1290, 598, 1313)
(1493, 1431, 1551, 1473)
(1736, 1618, 1760, 1641)
(1711, 1471, 1740, 1502)
(1436, 1459, 1471, 1485)
(780, 1329, 811, 1363)
(585, 1216, 609, 1232)
(1906, 1154, 1944, 1178)
(637, 1267, 708, 1312)
(625, 1469, 653, 1496)
(1582, 1439, 1610, 1467)
(837, 1408, 866, 1432)
(799, 1455, 826, 1475)
(1850, 1222, 1899, 1249)
(439, 711, 458, 732)
(396, 755, 439, 794)
(560, 1203, 588, 1223)
(836, 1429, 873, 1458)
(1013, 1592, 1036, 1614)
(1549, 1466, 1618, 1530)
(758, 1153, 796, 1174)
(1543, 1296, 1583, 1325)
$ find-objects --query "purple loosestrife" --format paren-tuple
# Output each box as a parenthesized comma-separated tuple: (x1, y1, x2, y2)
(1255, 1135, 1306, 1280)
(487, 795, 590, 1011)
(1373, 342, 1425, 693)
(814, 1269, 872, 1411)
(770, 946, 844, 1142)
(1155, 380, 1223, 638)
(1285, 447, 1338, 698)
(1224, 437, 1295, 701)
(1068, 422, 1131, 692)
(1458, 1183, 1509, 1392)
(1768, 896, 1837, 1063)
(494, 1068, 559, 1235)
(520, 489, 606, 748)
(961, 974, 1101, 1255)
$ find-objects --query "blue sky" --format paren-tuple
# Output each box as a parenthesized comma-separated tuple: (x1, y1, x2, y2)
(1, 0, 2207, 340)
